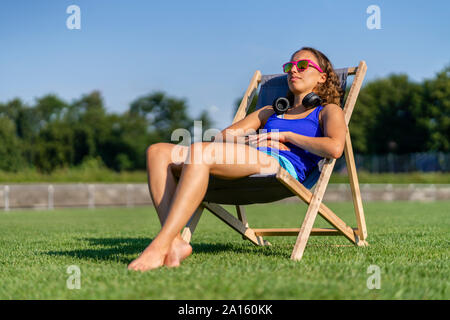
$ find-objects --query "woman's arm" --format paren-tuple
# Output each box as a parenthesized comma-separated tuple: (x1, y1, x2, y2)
(250, 104, 346, 159)
(212, 105, 274, 143)
(287, 104, 346, 159)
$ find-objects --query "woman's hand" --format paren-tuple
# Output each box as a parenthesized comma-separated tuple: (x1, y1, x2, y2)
(246, 132, 291, 151)
(256, 140, 291, 151)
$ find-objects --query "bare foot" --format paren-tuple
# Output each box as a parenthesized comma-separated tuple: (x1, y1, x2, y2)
(127, 244, 167, 272)
(164, 237, 193, 268)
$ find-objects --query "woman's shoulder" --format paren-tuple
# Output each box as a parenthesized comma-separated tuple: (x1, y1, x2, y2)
(232, 104, 275, 132)
(321, 103, 341, 111)
(259, 104, 275, 113)
(318, 103, 343, 130)
(319, 103, 342, 119)
(258, 105, 276, 127)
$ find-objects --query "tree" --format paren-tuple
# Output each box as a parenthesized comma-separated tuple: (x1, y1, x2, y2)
(350, 74, 427, 154)
(69, 91, 116, 168)
(0, 98, 42, 166)
(129, 91, 214, 143)
(34, 121, 75, 172)
(35, 94, 68, 125)
(422, 66, 450, 152)
(130, 91, 193, 142)
(98, 113, 152, 171)
(0, 117, 25, 171)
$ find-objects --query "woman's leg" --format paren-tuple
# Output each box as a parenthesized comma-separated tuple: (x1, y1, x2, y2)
(145, 143, 192, 267)
(128, 142, 280, 271)
(146, 143, 187, 226)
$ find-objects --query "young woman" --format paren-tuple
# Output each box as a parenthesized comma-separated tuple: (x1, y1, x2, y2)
(128, 47, 347, 271)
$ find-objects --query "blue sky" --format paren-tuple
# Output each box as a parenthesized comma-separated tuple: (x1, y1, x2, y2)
(1, 0, 449, 130)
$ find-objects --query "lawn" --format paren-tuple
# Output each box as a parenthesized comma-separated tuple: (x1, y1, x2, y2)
(0, 201, 448, 299)
(1, 167, 449, 184)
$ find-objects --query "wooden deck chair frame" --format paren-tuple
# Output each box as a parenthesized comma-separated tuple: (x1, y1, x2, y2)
(180, 61, 368, 261)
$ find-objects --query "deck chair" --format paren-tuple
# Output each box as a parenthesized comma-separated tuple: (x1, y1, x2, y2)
(177, 61, 368, 261)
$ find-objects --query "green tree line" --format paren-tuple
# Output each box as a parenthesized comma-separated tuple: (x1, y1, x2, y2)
(0, 91, 213, 173)
(1, 65, 448, 173)
(350, 66, 449, 154)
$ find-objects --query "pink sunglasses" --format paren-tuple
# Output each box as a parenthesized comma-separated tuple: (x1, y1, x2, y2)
(282, 59, 324, 73)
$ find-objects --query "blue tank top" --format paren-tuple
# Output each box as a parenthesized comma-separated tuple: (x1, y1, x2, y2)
(256, 106, 324, 182)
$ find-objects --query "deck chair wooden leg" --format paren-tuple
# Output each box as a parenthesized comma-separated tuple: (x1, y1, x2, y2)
(236, 205, 270, 246)
(236, 205, 250, 241)
(181, 205, 204, 243)
(291, 159, 336, 261)
(204, 202, 266, 246)
(236, 205, 249, 228)
(344, 131, 368, 245)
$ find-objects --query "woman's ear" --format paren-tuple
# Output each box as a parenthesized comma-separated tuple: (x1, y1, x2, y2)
(318, 72, 327, 84)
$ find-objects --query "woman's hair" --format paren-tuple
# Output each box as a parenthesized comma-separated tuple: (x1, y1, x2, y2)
(286, 47, 343, 108)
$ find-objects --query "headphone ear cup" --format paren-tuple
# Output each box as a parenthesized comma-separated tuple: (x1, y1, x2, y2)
(302, 92, 322, 108)
(272, 97, 291, 115)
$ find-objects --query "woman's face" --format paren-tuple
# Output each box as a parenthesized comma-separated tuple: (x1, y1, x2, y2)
(286, 50, 326, 95)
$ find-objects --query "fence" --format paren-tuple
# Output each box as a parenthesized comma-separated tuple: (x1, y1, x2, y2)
(1, 183, 449, 210)
(0, 184, 151, 210)
(335, 152, 450, 173)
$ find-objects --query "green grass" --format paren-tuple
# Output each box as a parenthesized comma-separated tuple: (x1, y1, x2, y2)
(0, 167, 147, 183)
(330, 171, 450, 184)
(0, 201, 448, 299)
(0, 167, 449, 184)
